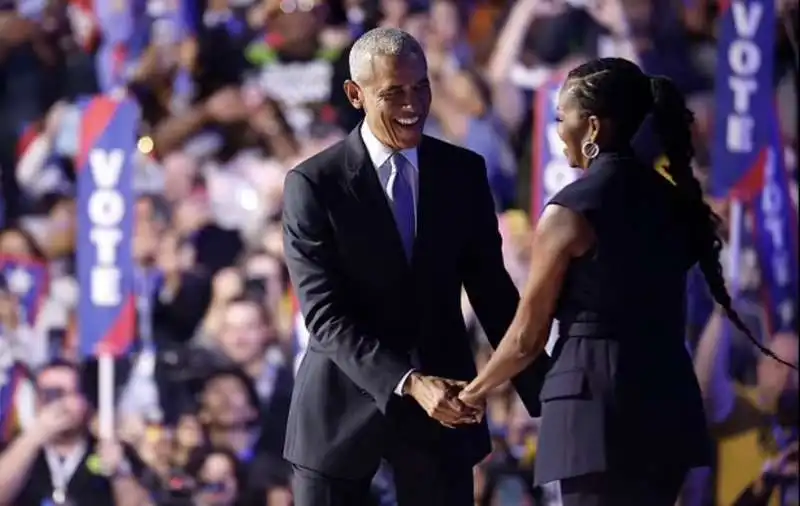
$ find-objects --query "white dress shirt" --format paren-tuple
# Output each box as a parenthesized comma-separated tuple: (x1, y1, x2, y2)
(359, 122, 418, 396)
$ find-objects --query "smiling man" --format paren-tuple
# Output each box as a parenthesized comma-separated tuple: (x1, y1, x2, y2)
(281, 27, 547, 506)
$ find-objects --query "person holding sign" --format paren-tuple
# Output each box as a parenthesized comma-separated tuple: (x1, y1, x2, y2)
(455, 57, 796, 505)
(0, 361, 147, 506)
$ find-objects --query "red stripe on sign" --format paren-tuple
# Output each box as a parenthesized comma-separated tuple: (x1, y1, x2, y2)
(76, 97, 118, 172)
(730, 147, 766, 202)
(96, 294, 136, 357)
(16, 124, 41, 159)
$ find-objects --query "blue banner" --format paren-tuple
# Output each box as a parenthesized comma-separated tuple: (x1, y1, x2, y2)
(76, 97, 139, 357)
(0, 257, 49, 326)
(0, 361, 32, 442)
(751, 121, 799, 333)
(94, 0, 137, 92)
(531, 77, 581, 219)
(710, 0, 776, 199)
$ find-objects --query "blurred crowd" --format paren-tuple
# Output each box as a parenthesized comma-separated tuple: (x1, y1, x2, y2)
(0, 0, 798, 505)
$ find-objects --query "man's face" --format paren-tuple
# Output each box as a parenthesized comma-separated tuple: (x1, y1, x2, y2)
(345, 53, 431, 150)
(36, 366, 87, 434)
(219, 302, 270, 365)
(0, 230, 34, 258)
(196, 453, 238, 506)
(201, 376, 257, 427)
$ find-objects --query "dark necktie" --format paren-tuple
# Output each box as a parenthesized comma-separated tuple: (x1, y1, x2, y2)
(388, 153, 415, 260)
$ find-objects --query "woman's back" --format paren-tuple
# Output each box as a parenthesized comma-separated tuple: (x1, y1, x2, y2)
(552, 149, 694, 354)
(533, 149, 712, 485)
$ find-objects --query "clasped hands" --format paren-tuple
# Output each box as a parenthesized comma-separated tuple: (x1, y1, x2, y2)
(403, 372, 485, 428)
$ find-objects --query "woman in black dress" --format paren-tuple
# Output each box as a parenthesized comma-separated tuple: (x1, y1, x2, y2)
(457, 58, 792, 505)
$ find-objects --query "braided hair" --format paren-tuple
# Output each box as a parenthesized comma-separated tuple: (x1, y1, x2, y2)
(563, 57, 794, 368)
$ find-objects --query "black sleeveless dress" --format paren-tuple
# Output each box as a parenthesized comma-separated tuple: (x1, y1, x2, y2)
(532, 149, 713, 487)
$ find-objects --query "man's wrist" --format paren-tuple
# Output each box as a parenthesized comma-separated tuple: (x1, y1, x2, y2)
(24, 426, 50, 448)
(402, 371, 420, 396)
(111, 458, 133, 479)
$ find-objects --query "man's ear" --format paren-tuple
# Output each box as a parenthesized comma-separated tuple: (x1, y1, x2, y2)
(343, 80, 363, 110)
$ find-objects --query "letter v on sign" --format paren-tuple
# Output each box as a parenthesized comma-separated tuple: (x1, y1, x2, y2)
(731, 0, 763, 38)
(89, 149, 125, 188)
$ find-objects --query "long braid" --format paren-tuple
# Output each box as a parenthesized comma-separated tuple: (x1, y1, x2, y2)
(649, 76, 796, 369)
(566, 58, 795, 368)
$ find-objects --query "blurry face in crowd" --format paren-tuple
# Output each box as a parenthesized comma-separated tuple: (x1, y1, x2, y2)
(272, 1, 322, 48)
(261, 223, 284, 260)
(380, 0, 409, 24)
(163, 153, 198, 203)
(556, 83, 601, 170)
(429, 0, 460, 47)
(47, 198, 77, 256)
(267, 486, 293, 506)
(176, 414, 203, 450)
(195, 453, 239, 506)
(344, 53, 432, 150)
(0, 290, 19, 324)
(136, 196, 164, 233)
(201, 375, 258, 428)
(35, 365, 88, 438)
(158, 230, 194, 274)
(443, 72, 485, 117)
(244, 253, 283, 308)
(219, 301, 272, 365)
(0, 229, 36, 258)
(403, 13, 430, 44)
(142, 426, 174, 470)
(757, 333, 799, 404)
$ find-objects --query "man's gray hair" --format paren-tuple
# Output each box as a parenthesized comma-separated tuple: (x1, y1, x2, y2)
(348, 28, 426, 84)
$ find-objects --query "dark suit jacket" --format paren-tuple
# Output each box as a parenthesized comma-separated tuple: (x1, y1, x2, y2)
(282, 127, 548, 479)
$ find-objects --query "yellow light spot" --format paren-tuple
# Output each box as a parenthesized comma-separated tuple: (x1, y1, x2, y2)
(137, 136, 154, 155)
(86, 454, 102, 474)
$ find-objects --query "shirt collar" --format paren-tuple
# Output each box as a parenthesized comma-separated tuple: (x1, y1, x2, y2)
(360, 122, 418, 172)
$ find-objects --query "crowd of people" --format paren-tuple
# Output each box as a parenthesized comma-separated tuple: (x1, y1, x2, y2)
(0, 0, 797, 505)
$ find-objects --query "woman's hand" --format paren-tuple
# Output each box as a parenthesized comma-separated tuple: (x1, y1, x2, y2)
(457, 387, 486, 423)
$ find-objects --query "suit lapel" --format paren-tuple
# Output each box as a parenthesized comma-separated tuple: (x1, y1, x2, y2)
(344, 127, 409, 271)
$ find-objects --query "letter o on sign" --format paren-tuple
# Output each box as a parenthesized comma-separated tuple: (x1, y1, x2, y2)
(88, 190, 125, 227)
(728, 40, 761, 76)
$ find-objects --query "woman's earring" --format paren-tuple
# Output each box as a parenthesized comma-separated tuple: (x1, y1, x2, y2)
(581, 141, 600, 160)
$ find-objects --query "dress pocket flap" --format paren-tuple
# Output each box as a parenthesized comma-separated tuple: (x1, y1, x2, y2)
(539, 370, 587, 401)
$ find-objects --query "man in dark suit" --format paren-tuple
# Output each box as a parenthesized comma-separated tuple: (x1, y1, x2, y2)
(282, 27, 547, 506)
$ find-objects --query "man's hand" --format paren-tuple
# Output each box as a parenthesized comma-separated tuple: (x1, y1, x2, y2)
(403, 373, 480, 427)
(457, 388, 486, 424)
(97, 439, 128, 477)
(29, 400, 80, 445)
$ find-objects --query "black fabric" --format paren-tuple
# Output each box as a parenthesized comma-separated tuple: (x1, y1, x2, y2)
(559, 468, 687, 506)
(533, 150, 713, 486)
(3, 436, 144, 506)
(281, 126, 549, 484)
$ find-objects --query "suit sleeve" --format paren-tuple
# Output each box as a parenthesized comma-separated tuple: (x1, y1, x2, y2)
(460, 155, 550, 417)
(282, 170, 412, 413)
